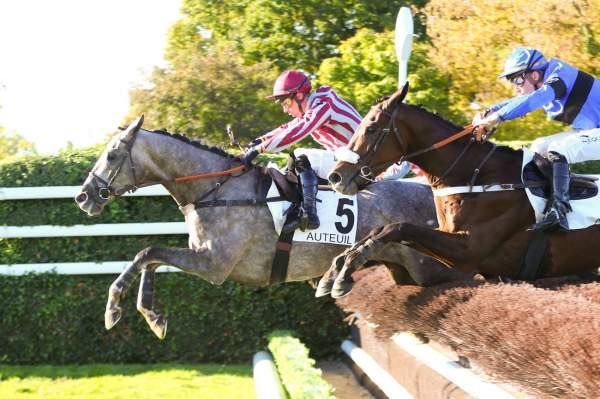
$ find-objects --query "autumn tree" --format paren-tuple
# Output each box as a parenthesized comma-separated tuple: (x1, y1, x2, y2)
(425, 0, 600, 140)
(318, 29, 460, 122)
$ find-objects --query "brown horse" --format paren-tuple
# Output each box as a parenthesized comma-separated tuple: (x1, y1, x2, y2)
(324, 83, 600, 297)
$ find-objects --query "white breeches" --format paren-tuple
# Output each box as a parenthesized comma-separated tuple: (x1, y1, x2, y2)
(293, 148, 336, 180)
(293, 148, 408, 181)
(530, 128, 600, 163)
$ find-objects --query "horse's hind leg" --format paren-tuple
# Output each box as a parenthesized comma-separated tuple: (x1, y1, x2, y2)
(106, 245, 233, 338)
(137, 267, 168, 340)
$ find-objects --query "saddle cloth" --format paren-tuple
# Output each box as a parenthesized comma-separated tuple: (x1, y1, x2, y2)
(265, 164, 358, 245)
(522, 148, 600, 230)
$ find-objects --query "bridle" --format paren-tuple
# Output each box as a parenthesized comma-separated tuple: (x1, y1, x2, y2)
(352, 106, 406, 184)
(85, 128, 246, 203)
(349, 104, 484, 187)
(89, 131, 140, 202)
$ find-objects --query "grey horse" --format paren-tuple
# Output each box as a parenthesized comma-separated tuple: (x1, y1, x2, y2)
(75, 116, 467, 339)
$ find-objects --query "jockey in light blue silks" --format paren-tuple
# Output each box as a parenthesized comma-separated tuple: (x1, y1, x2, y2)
(473, 47, 600, 231)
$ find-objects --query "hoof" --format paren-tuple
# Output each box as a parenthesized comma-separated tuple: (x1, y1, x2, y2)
(345, 252, 368, 269)
(150, 316, 168, 340)
(315, 276, 334, 297)
(105, 307, 122, 330)
(331, 279, 354, 298)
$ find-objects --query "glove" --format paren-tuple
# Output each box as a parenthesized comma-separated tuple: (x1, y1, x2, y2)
(472, 111, 500, 128)
(242, 147, 259, 167)
(472, 111, 500, 143)
(243, 138, 263, 151)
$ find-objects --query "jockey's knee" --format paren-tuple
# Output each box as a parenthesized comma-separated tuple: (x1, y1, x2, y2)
(294, 154, 312, 173)
(530, 137, 550, 156)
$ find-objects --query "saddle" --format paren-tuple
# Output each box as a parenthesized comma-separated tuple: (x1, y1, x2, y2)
(265, 167, 301, 203)
(523, 153, 598, 200)
(263, 166, 330, 203)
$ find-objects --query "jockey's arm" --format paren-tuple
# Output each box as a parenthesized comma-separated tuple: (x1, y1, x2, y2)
(258, 102, 332, 153)
(495, 80, 562, 121)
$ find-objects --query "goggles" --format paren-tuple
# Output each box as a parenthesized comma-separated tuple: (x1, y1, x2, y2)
(508, 72, 526, 87)
(275, 95, 294, 108)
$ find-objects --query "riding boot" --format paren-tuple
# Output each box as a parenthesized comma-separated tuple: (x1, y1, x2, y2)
(530, 152, 572, 231)
(282, 168, 320, 233)
(298, 168, 320, 230)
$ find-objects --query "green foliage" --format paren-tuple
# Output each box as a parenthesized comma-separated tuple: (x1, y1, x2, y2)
(318, 30, 459, 121)
(0, 128, 37, 163)
(268, 330, 335, 399)
(176, 0, 425, 73)
(0, 151, 348, 365)
(0, 274, 347, 364)
(128, 45, 285, 144)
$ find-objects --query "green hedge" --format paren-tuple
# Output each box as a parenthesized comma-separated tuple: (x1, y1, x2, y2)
(268, 330, 335, 399)
(0, 148, 348, 364)
(0, 273, 347, 364)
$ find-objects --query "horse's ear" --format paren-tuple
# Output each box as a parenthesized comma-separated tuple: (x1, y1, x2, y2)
(122, 115, 144, 141)
(385, 81, 410, 111)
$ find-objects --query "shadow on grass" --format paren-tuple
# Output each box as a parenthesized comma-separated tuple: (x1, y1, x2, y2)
(0, 363, 252, 380)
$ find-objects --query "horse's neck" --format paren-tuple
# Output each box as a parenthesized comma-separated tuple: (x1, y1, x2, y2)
(133, 131, 256, 206)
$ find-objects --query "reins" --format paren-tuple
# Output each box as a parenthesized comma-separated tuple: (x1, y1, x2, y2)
(135, 165, 247, 190)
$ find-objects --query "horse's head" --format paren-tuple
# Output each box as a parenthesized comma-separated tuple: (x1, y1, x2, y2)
(329, 83, 410, 195)
(75, 115, 144, 216)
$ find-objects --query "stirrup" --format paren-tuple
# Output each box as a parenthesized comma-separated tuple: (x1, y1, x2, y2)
(528, 208, 568, 231)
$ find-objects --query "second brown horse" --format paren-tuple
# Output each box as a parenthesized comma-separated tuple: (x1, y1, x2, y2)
(323, 83, 600, 297)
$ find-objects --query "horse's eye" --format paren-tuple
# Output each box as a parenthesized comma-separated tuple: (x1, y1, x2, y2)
(107, 151, 117, 161)
(366, 127, 376, 135)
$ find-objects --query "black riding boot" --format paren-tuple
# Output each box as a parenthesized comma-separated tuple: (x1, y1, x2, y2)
(530, 152, 572, 231)
(282, 168, 320, 233)
(298, 168, 320, 230)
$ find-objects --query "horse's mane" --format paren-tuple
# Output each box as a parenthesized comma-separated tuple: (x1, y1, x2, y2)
(149, 128, 240, 160)
(373, 98, 521, 157)
(372, 96, 463, 132)
(405, 103, 463, 132)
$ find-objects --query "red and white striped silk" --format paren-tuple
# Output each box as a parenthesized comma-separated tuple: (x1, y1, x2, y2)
(259, 86, 362, 153)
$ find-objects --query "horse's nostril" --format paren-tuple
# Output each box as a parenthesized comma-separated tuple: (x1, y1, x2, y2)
(329, 172, 342, 185)
(75, 192, 88, 203)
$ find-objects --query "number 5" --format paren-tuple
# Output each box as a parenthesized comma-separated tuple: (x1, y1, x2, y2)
(335, 198, 355, 234)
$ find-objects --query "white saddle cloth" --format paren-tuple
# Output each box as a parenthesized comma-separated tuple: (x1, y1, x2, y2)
(522, 148, 600, 230)
(265, 165, 358, 246)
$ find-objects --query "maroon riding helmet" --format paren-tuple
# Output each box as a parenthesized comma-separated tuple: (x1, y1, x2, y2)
(267, 70, 312, 100)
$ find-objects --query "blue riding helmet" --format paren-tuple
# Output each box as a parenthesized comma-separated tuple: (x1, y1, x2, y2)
(498, 47, 548, 79)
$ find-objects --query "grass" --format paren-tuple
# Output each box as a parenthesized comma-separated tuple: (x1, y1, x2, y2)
(0, 363, 255, 399)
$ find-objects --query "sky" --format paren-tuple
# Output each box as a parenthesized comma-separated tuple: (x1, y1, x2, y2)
(0, 0, 182, 154)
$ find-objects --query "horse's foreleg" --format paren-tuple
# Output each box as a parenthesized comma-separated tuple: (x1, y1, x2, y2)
(315, 225, 386, 297)
(332, 222, 469, 298)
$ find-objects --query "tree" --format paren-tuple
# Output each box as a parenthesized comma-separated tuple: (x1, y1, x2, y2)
(317, 29, 460, 122)
(0, 128, 36, 162)
(424, 0, 600, 140)
(128, 45, 286, 144)
(174, 0, 426, 73)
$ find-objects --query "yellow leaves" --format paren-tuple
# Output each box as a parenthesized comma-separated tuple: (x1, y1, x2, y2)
(424, 0, 600, 139)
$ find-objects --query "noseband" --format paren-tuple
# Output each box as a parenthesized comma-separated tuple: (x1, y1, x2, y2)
(89, 132, 139, 202)
(351, 106, 405, 183)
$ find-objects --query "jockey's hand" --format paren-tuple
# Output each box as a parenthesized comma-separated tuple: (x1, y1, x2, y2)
(242, 146, 260, 167)
(243, 138, 263, 151)
(472, 111, 500, 143)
